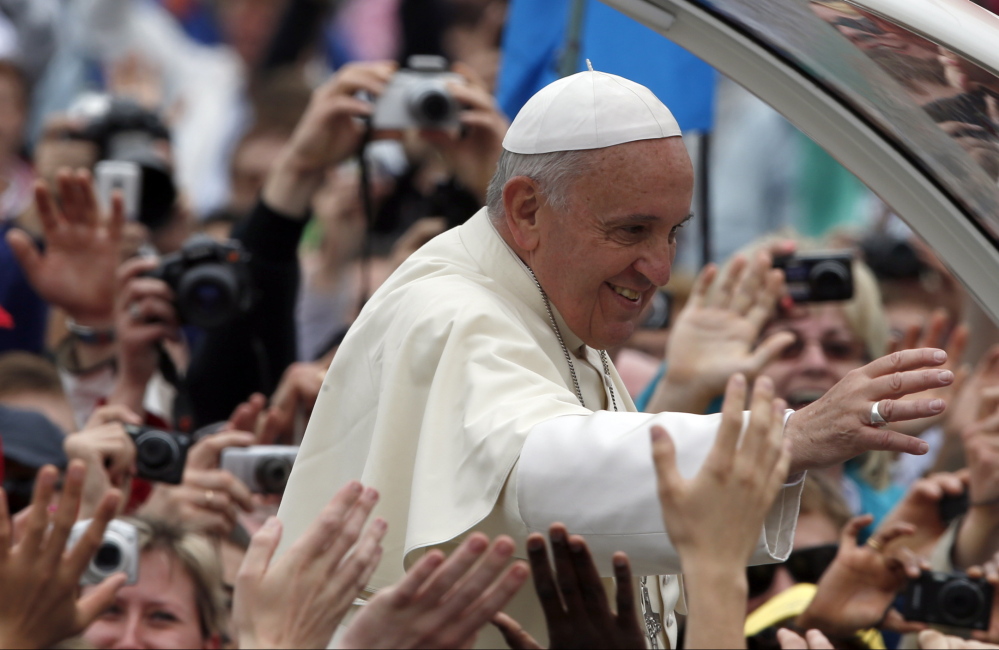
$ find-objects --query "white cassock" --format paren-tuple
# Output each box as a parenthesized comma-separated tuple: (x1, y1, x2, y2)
(277, 207, 804, 649)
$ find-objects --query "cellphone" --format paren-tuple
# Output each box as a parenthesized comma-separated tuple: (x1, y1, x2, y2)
(95, 160, 141, 222)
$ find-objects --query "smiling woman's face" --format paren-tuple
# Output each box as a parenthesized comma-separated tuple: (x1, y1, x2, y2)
(758, 304, 869, 410)
(527, 138, 695, 351)
(83, 549, 216, 650)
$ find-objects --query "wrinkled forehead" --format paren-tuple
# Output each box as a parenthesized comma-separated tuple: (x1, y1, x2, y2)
(761, 303, 858, 339)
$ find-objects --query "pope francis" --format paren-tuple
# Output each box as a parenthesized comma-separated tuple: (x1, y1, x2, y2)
(277, 68, 951, 648)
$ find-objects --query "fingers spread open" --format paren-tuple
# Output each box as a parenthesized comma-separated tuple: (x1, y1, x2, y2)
(23, 465, 60, 553)
(66, 488, 122, 578)
(650, 425, 681, 505)
(44, 460, 87, 563)
(710, 374, 748, 472)
(566, 535, 610, 620)
(321, 487, 380, 573)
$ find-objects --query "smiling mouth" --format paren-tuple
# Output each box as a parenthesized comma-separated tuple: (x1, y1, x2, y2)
(609, 283, 641, 302)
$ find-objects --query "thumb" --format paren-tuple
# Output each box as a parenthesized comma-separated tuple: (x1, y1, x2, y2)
(238, 516, 283, 584)
(5, 228, 43, 281)
(649, 426, 683, 501)
(77, 572, 128, 627)
(491, 612, 541, 650)
(748, 331, 796, 374)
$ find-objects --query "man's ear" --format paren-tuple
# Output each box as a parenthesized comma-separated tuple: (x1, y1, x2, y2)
(502, 176, 543, 252)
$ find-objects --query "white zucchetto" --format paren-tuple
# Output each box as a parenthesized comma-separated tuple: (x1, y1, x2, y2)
(502, 67, 682, 155)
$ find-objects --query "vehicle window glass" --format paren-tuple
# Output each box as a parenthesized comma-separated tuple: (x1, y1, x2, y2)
(695, 0, 999, 241)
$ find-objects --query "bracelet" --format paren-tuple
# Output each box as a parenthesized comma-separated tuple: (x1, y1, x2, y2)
(65, 318, 116, 345)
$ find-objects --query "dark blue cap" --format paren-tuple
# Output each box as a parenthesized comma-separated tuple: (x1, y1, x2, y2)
(0, 404, 67, 469)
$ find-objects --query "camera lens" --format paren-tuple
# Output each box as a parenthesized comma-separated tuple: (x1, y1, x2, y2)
(138, 433, 176, 470)
(177, 265, 240, 329)
(809, 261, 852, 301)
(940, 580, 985, 626)
(408, 85, 455, 127)
(256, 457, 293, 494)
(93, 541, 122, 573)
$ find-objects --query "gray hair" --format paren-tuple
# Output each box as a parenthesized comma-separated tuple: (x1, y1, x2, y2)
(485, 148, 598, 222)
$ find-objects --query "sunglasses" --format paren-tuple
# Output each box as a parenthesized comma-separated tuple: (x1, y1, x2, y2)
(773, 332, 867, 363)
(747, 543, 839, 599)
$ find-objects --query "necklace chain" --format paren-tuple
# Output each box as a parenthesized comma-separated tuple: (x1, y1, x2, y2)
(525, 267, 617, 412)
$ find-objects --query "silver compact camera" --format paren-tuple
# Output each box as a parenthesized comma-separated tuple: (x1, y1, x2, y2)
(220, 445, 299, 494)
(371, 55, 462, 130)
(67, 519, 140, 586)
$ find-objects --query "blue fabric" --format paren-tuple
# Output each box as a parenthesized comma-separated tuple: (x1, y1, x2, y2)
(0, 225, 48, 355)
(634, 361, 723, 414)
(844, 459, 906, 541)
(497, 0, 716, 131)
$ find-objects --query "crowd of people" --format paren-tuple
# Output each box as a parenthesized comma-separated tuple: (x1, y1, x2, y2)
(1, 0, 999, 648)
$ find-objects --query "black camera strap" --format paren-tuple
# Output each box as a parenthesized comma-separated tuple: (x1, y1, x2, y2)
(356, 122, 376, 316)
(156, 341, 195, 434)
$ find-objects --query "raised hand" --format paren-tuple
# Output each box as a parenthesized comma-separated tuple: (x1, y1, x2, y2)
(419, 61, 509, 203)
(339, 533, 529, 649)
(64, 421, 139, 520)
(106, 256, 181, 415)
(646, 251, 792, 414)
(5, 170, 123, 326)
(935, 346, 999, 472)
(0, 461, 125, 650)
(953, 407, 999, 569)
(888, 309, 969, 436)
(137, 431, 255, 537)
(796, 515, 926, 637)
(491, 523, 644, 650)
(784, 348, 953, 474)
(651, 373, 790, 649)
(263, 61, 398, 217)
(877, 471, 968, 558)
(233, 482, 385, 649)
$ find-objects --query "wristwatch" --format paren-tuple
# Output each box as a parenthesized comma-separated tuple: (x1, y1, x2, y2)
(65, 318, 116, 345)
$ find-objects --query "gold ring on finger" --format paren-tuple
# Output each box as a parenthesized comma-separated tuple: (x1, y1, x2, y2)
(866, 537, 884, 552)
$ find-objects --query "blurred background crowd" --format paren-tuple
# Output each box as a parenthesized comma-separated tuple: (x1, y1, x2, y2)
(1, 0, 999, 648)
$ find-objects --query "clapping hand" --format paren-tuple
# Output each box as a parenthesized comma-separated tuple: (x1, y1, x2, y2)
(339, 533, 529, 649)
(233, 482, 385, 649)
(491, 524, 645, 650)
(0, 461, 125, 650)
(646, 251, 793, 414)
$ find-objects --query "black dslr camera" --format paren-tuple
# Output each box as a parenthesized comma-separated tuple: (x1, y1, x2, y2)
(773, 251, 854, 303)
(124, 424, 193, 484)
(145, 236, 253, 329)
(900, 570, 994, 630)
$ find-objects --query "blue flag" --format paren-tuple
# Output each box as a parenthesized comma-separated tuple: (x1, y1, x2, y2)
(497, 0, 716, 132)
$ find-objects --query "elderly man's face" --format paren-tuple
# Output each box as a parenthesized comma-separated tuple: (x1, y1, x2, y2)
(531, 138, 694, 350)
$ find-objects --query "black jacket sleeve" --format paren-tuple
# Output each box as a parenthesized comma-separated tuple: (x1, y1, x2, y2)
(185, 199, 306, 428)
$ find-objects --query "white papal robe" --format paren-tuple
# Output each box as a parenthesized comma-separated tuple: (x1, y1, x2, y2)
(276, 207, 804, 649)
